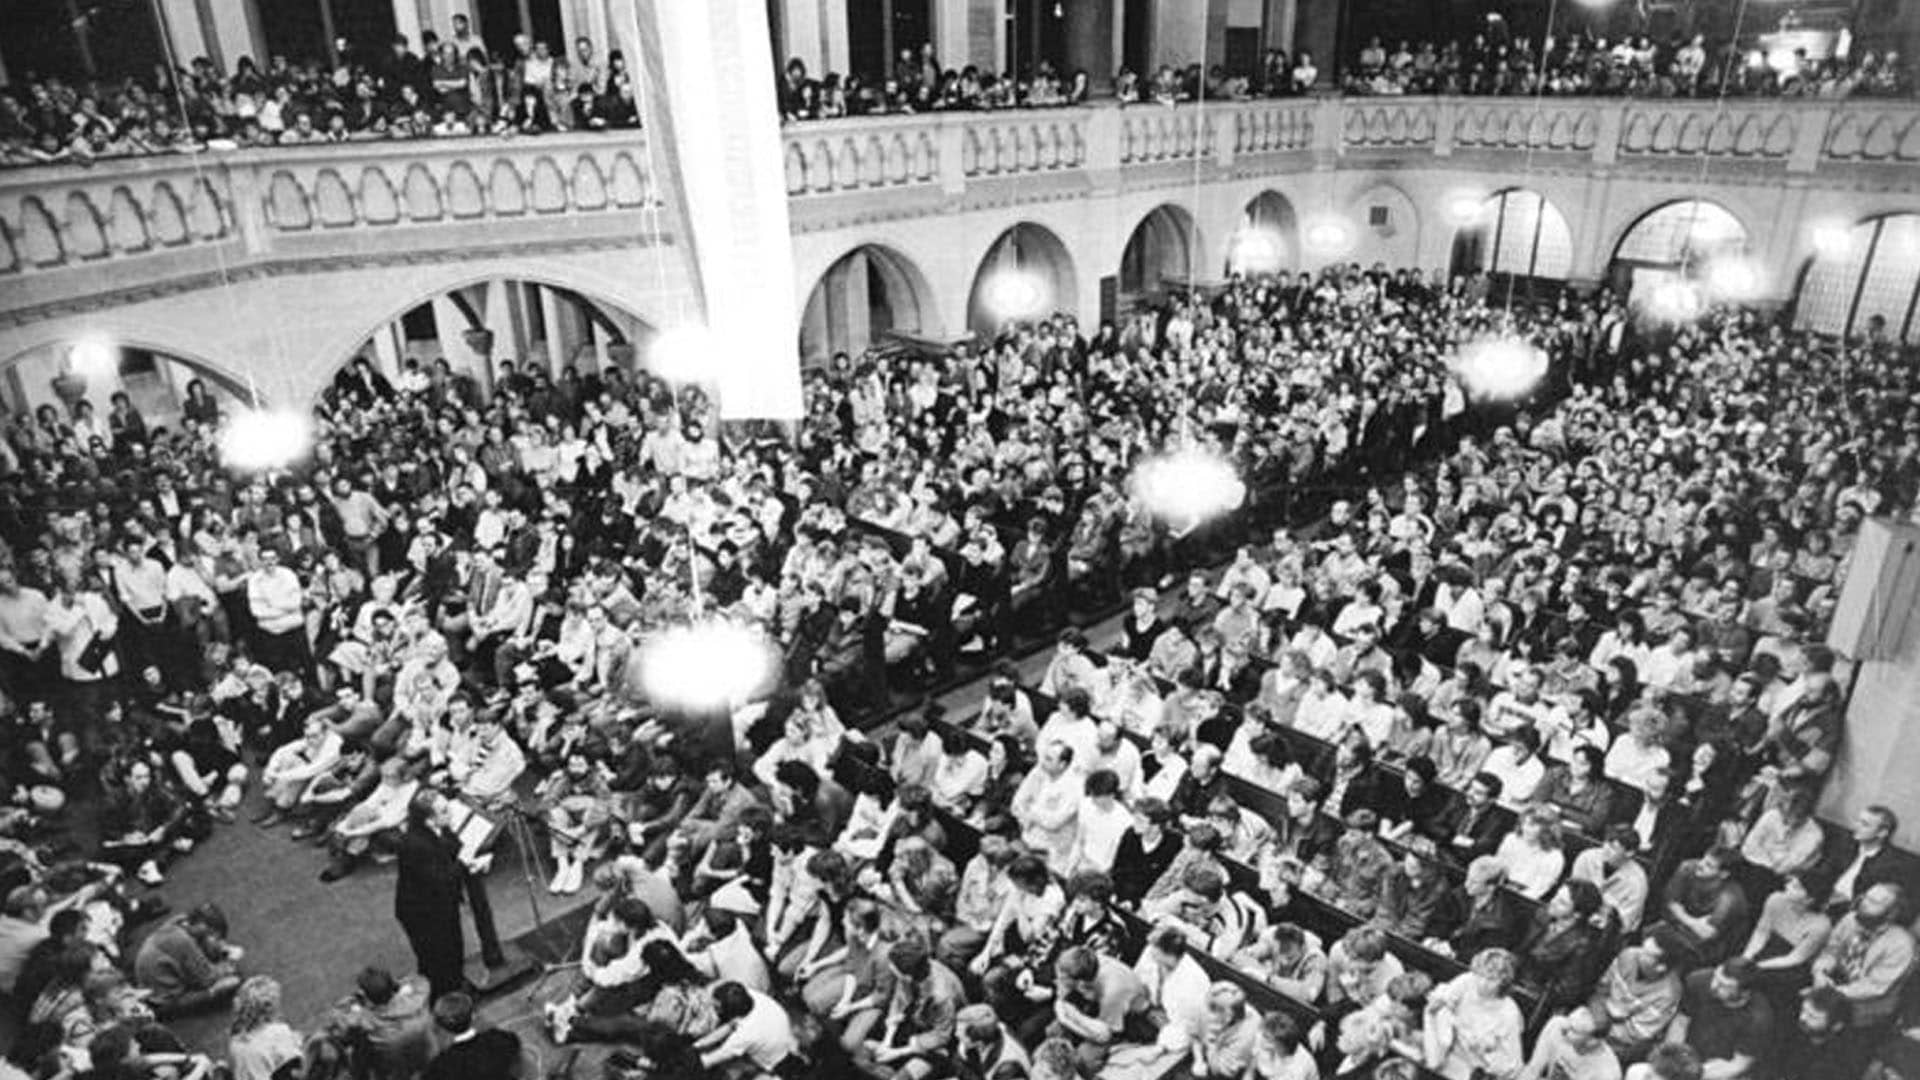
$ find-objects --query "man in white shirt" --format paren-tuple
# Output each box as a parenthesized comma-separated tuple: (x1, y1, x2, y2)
(698, 982, 797, 1074)
(1069, 770, 1133, 875)
(246, 546, 310, 676)
(467, 554, 533, 682)
(1129, 926, 1211, 1058)
(1036, 690, 1101, 773)
(110, 535, 174, 676)
(1571, 826, 1651, 933)
(0, 563, 52, 698)
(1011, 742, 1082, 871)
(320, 757, 421, 883)
(1084, 721, 1144, 799)
(1482, 727, 1547, 808)
(1486, 668, 1564, 741)
(1522, 1006, 1622, 1080)
(44, 581, 120, 743)
(258, 714, 343, 826)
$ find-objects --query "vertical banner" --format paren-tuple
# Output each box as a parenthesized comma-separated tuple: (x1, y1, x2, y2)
(615, 0, 806, 420)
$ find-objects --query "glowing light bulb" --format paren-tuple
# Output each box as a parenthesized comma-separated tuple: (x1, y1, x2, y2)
(1303, 216, 1354, 257)
(219, 408, 314, 472)
(638, 619, 780, 712)
(1703, 256, 1763, 303)
(1644, 279, 1706, 324)
(649, 326, 712, 384)
(1130, 448, 1246, 525)
(983, 270, 1047, 321)
(1230, 229, 1284, 275)
(1444, 192, 1486, 227)
(69, 337, 117, 380)
(1809, 220, 1853, 261)
(1455, 335, 1549, 401)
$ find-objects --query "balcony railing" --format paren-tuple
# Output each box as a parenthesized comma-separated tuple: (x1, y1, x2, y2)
(779, 94, 1920, 203)
(0, 132, 662, 321)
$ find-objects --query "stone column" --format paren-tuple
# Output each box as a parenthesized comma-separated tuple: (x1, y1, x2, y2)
(393, 0, 425, 51)
(368, 321, 405, 378)
(778, 0, 825, 72)
(482, 280, 527, 366)
(1825, 638, 1920, 840)
(432, 295, 485, 378)
(1154, 0, 1205, 67)
(537, 284, 567, 372)
(834, 254, 873, 357)
(613, 0, 805, 419)
(969, 0, 1002, 72)
(153, 0, 209, 64)
(198, 0, 266, 70)
(1265, 0, 1296, 52)
(931, 0, 970, 71)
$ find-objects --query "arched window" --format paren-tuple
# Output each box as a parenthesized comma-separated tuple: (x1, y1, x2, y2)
(1795, 215, 1920, 344)
(968, 223, 1079, 337)
(1452, 189, 1575, 280)
(801, 245, 936, 364)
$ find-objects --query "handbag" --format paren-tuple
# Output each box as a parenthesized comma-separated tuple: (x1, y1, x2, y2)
(77, 634, 113, 675)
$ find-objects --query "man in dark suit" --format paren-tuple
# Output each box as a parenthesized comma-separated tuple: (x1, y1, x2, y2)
(1824, 805, 1919, 915)
(422, 992, 522, 1080)
(1427, 771, 1511, 868)
(394, 789, 465, 1001)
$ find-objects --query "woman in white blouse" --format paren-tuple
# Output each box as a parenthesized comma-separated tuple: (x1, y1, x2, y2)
(1494, 805, 1568, 901)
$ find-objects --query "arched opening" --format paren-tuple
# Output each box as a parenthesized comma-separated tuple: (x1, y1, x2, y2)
(1119, 204, 1198, 303)
(1794, 214, 1920, 345)
(800, 245, 936, 365)
(341, 278, 653, 399)
(966, 223, 1078, 338)
(1608, 198, 1750, 309)
(0, 338, 257, 440)
(1449, 189, 1575, 285)
(1227, 191, 1299, 278)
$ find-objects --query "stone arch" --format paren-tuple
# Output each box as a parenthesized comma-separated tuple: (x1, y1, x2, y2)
(966, 222, 1080, 338)
(1604, 197, 1751, 305)
(322, 271, 667, 395)
(0, 335, 261, 433)
(799, 244, 938, 365)
(1119, 203, 1200, 301)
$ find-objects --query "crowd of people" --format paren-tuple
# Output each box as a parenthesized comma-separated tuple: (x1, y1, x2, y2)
(0, 13, 639, 168)
(1339, 30, 1911, 99)
(778, 24, 1914, 123)
(0, 249, 1918, 1080)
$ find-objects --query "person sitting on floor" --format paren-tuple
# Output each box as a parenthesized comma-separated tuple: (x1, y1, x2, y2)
(132, 903, 244, 1020)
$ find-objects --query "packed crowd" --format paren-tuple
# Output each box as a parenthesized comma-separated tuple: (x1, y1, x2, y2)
(1340, 31, 1912, 99)
(781, 23, 1918, 125)
(1, 253, 1919, 1080)
(0, 13, 639, 169)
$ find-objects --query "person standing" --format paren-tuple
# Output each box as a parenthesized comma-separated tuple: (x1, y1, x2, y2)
(395, 789, 466, 1000)
(246, 546, 310, 677)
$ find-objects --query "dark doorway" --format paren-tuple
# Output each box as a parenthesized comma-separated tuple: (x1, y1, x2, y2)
(4, 0, 167, 79)
(1121, 0, 1152, 76)
(328, 0, 398, 56)
(848, 0, 931, 80)
(1008, 0, 1067, 78)
(258, 0, 328, 63)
